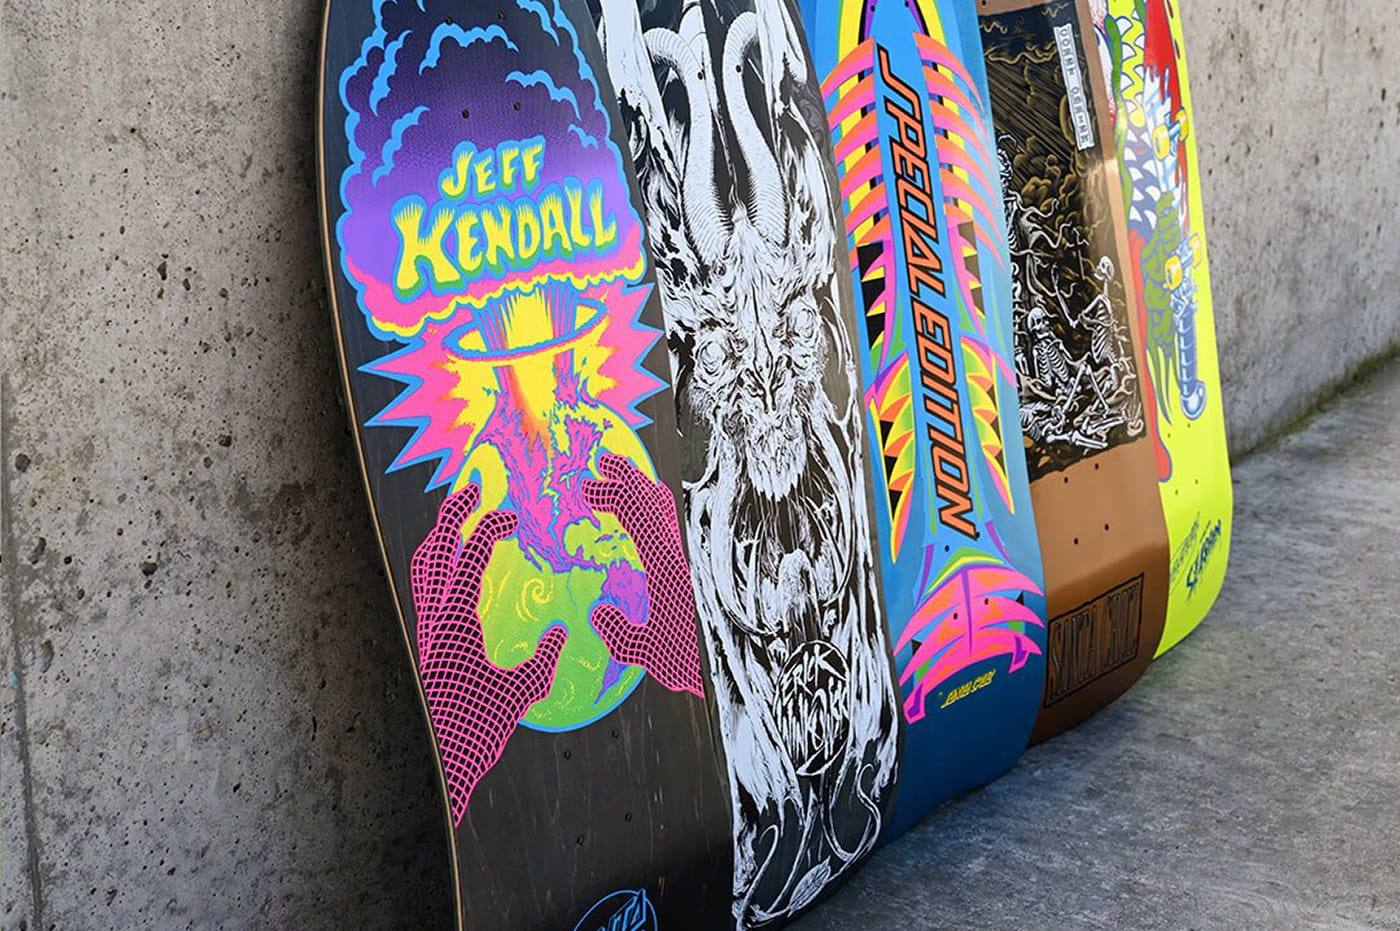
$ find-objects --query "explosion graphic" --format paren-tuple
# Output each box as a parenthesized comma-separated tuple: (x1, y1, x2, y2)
(366, 281, 659, 493)
(337, 0, 673, 731)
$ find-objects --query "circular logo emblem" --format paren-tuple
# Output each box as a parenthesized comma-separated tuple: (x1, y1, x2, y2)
(774, 640, 850, 777)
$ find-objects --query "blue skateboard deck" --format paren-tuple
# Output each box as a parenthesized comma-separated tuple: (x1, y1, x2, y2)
(799, 0, 1048, 839)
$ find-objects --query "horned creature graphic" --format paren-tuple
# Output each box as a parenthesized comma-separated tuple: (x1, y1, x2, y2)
(592, 0, 899, 925)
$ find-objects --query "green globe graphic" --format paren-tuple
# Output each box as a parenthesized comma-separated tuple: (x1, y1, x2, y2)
(443, 287, 656, 731)
(475, 506, 646, 731)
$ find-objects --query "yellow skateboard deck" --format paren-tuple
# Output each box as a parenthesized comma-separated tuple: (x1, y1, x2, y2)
(1092, 0, 1232, 653)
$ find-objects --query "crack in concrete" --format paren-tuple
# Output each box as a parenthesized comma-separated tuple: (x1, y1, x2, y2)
(1, 373, 47, 929)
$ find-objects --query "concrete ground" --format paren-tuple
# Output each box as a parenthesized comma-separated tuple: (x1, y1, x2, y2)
(791, 357, 1400, 931)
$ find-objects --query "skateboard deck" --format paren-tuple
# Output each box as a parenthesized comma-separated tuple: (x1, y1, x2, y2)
(799, 0, 1048, 839)
(586, 0, 902, 924)
(317, 0, 735, 927)
(1090, 0, 1232, 654)
(977, 0, 1170, 741)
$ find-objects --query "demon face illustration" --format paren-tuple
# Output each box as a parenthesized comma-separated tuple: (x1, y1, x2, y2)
(592, 0, 899, 925)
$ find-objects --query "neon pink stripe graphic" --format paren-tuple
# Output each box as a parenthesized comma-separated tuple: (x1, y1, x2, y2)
(821, 36, 878, 93)
(826, 74, 878, 125)
(934, 142, 992, 203)
(833, 110, 879, 161)
(841, 145, 888, 194)
(894, 561, 1044, 722)
(939, 170, 997, 241)
(913, 33, 984, 113)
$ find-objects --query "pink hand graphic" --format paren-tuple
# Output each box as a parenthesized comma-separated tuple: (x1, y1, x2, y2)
(410, 484, 568, 824)
(582, 454, 705, 697)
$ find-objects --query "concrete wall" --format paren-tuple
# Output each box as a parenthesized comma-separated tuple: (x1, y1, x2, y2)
(1, 0, 1396, 928)
(1183, 1, 1400, 451)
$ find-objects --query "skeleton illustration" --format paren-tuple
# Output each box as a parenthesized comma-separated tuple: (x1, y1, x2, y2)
(1000, 145, 1071, 314)
(999, 140, 1143, 461)
(592, 0, 899, 925)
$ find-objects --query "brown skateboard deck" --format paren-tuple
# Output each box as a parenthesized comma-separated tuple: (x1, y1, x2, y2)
(978, 0, 1170, 741)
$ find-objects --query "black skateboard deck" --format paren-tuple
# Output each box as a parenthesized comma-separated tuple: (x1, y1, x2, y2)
(317, 0, 734, 927)
(978, 0, 1171, 741)
(586, 0, 902, 924)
